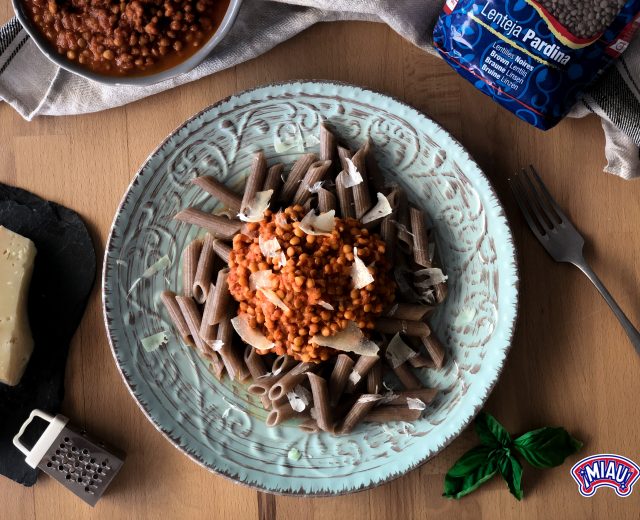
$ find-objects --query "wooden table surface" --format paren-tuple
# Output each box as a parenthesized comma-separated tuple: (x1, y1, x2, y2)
(1, 13, 639, 520)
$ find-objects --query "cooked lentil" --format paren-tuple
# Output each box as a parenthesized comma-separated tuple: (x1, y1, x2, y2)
(227, 205, 396, 363)
(23, 0, 230, 75)
(539, 0, 626, 38)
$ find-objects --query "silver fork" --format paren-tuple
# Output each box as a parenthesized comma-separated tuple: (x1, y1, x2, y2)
(509, 165, 640, 356)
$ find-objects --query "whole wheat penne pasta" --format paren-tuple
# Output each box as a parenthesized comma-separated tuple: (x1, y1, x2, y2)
(266, 402, 307, 427)
(303, 196, 316, 212)
(329, 353, 355, 406)
(335, 171, 355, 219)
(243, 345, 268, 380)
(192, 176, 242, 214)
(161, 291, 194, 346)
(307, 373, 333, 432)
(320, 123, 336, 162)
(204, 268, 231, 325)
(280, 153, 317, 203)
(380, 216, 397, 263)
(211, 239, 232, 263)
(175, 296, 210, 357)
(317, 188, 336, 212)
(247, 355, 297, 395)
(337, 394, 382, 435)
(350, 145, 372, 219)
(216, 312, 251, 382)
(199, 285, 219, 342)
(207, 359, 226, 380)
(345, 354, 380, 394)
(299, 418, 320, 433)
(387, 388, 438, 406)
(337, 146, 352, 172)
(364, 139, 386, 193)
(174, 208, 242, 239)
(386, 303, 433, 321)
(268, 362, 315, 401)
(263, 163, 284, 193)
(367, 361, 382, 394)
(392, 362, 422, 390)
(392, 188, 412, 254)
(375, 318, 431, 337)
(192, 234, 216, 304)
(364, 406, 422, 423)
(181, 238, 202, 298)
(408, 352, 435, 368)
(272, 394, 290, 408)
(240, 151, 268, 214)
(292, 160, 332, 205)
(410, 206, 431, 268)
(421, 334, 445, 368)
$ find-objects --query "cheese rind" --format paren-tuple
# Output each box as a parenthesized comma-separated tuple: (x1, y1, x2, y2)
(0, 226, 37, 386)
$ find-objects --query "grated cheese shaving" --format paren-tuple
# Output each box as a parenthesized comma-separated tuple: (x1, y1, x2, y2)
(258, 288, 290, 312)
(231, 315, 275, 351)
(407, 397, 427, 411)
(385, 333, 418, 368)
(275, 211, 288, 227)
(128, 255, 172, 294)
(348, 370, 362, 386)
(287, 385, 312, 412)
(414, 267, 448, 286)
(317, 300, 334, 311)
(141, 331, 168, 352)
(210, 339, 225, 352)
(310, 321, 379, 356)
(350, 247, 374, 290)
(259, 235, 282, 259)
(249, 269, 275, 291)
(344, 158, 364, 187)
(238, 190, 273, 222)
(361, 192, 393, 224)
(307, 181, 325, 193)
(288, 448, 302, 461)
(298, 209, 336, 236)
(274, 126, 305, 153)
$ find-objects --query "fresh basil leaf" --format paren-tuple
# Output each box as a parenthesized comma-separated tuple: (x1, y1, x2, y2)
(498, 453, 523, 500)
(475, 412, 512, 448)
(514, 427, 583, 469)
(443, 445, 499, 499)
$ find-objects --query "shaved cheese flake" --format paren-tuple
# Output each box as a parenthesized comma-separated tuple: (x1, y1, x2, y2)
(259, 235, 282, 258)
(276, 251, 287, 268)
(351, 247, 374, 289)
(379, 391, 399, 405)
(385, 333, 418, 368)
(238, 189, 273, 222)
(210, 339, 225, 352)
(454, 307, 477, 327)
(317, 300, 334, 311)
(348, 370, 361, 386)
(275, 211, 288, 227)
(361, 192, 393, 224)
(414, 267, 448, 286)
(304, 134, 321, 148)
(344, 158, 363, 187)
(287, 385, 312, 412)
(307, 180, 324, 193)
(141, 331, 168, 352)
(128, 255, 172, 293)
(407, 397, 427, 411)
(298, 209, 336, 236)
(258, 288, 290, 312)
(231, 315, 275, 351)
(310, 321, 379, 356)
(274, 127, 304, 153)
(249, 269, 275, 291)
(357, 394, 382, 404)
(288, 448, 302, 461)
(214, 208, 237, 219)
(392, 220, 415, 237)
(310, 407, 318, 420)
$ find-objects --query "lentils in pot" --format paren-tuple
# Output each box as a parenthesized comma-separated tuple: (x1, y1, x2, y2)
(23, 0, 230, 75)
(538, 0, 627, 39)
(227, 205, 396, 363)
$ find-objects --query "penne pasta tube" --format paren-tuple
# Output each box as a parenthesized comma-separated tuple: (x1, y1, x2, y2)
(266, 402, 307, 427)
(408, 352, 435, 368)
(292, 160, 332, 205)
(216, 314, 251, 382)
(364, 139, 386, 193)
(263, 163, 284, 195)
(240, 151, 268, 215)
(307, 373, 333, 432)
(329, 353, 355, 406)
(374, 318, 431, 337)
(409, 206, 431, 268)
(205, 268, 231, 325)
(350, 145, 373, 219)
(303, 195, 316, 212)
(421, 334, 446, 368)
(299, 418, 320, 433)
(335, 170, 355, 219)
(199, 285, 219, 342)
(380, 216, 397, 263)
(392, 362, 422, 390)
(161, 291, 194, 346)
(366, 361, 382, 394)
(320, 123, 336, 162)
(175, 295, 211, 357)
(280, 153, 317, 203)
(386, 303, 433, 321)
(174, 208, 242, 239)
(386, 388, 438, 406)
(181, 238, 202, 298)
(337, 394, 382, 435)
(192, 176, 242, 214)
(243, 345, 268, 379)
(337, 146, 352, 172)
(211, 239, 232, 263)
(345, 354, 380, 394)
(393, 188, 412, 254)
(247, 355, 297, 395)
(193, 233, 216, 304)
(364, 406, 422, 423)
(268, 362, 315, 401)
(317, 188, 336, 212)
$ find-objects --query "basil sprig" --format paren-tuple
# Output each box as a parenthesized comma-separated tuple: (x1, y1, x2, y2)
(443, 412, 582, 500)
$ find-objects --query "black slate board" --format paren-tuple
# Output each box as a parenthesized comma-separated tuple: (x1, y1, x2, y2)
(0, 184, 96, 486)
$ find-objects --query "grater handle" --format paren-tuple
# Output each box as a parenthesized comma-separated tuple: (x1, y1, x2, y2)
(13, 409, 69, 468)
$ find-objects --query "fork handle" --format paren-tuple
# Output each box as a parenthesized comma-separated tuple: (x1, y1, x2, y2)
(575, 262, 640, 356)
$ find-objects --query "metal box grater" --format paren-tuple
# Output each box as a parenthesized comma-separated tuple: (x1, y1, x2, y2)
(13, 409, 125, 506)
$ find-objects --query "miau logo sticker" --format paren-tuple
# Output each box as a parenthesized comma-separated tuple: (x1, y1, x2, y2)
(571, 454, 640, 497)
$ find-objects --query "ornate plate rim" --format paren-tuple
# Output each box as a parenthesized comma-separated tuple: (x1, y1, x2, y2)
(102, 80, 520, 496)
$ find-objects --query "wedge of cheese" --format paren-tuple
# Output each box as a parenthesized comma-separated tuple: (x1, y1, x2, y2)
(0, 226, 36, 386)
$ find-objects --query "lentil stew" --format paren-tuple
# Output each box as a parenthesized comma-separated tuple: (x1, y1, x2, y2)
(21, 0, 230, 76)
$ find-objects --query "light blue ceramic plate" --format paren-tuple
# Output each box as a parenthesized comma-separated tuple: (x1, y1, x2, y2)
(103, 81, 519, 495)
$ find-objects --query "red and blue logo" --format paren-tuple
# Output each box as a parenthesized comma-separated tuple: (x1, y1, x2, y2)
(571, 454, 640, 497)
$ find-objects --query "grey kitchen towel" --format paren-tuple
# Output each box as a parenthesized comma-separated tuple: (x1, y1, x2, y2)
(0, 0, 639, 178)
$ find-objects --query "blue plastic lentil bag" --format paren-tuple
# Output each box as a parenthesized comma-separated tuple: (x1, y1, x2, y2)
(433, 0, 640, 129)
